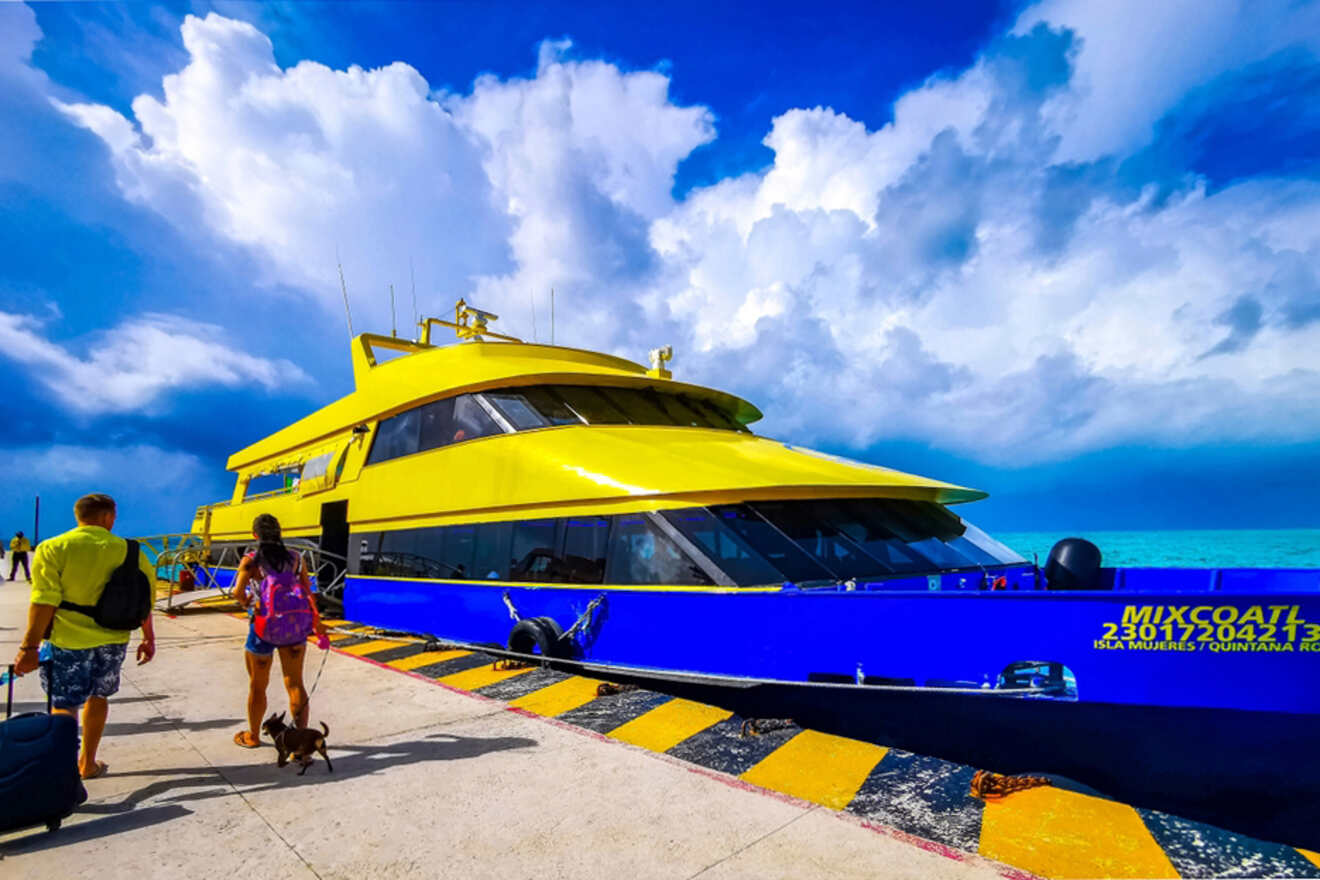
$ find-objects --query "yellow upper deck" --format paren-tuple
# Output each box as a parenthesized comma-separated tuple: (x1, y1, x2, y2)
(206, 305, 984, 540)
(227, 333, 761, 471)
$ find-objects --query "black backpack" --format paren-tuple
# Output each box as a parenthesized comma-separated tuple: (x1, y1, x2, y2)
(60, 540, 152, 631)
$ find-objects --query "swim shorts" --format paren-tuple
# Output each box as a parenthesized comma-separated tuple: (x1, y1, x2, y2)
(40, 642, 128, 710)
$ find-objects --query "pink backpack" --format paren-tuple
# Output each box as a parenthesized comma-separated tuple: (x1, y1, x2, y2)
(249, 551, 315, 646)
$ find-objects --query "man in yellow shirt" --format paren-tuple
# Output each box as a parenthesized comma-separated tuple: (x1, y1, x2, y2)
(11, 494, 156, 780)
(8, 530, 31, 580)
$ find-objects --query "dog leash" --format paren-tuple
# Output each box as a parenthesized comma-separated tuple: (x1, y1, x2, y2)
(306, 642, 330, 699)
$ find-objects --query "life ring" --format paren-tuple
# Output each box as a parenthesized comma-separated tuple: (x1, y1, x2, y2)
(507, 616, 565, 659)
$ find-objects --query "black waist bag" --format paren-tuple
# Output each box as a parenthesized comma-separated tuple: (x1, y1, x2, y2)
(60, 539, 152, 631)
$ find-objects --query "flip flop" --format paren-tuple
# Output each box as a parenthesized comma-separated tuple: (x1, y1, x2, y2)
(233, 731, 261, 749)
(80, 761, 109, 780)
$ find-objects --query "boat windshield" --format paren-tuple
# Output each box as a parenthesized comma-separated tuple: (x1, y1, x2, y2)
(354, 499, 1021, 588)
(366, 385, 751, 467)
(487, 385, 749, 432)
(662, 499, 1023, 585)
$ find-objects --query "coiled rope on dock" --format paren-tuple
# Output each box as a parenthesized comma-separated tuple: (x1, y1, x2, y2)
(969, 769, 1052, 799)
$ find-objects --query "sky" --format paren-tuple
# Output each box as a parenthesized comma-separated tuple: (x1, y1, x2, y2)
(1, 0, 1318, 541)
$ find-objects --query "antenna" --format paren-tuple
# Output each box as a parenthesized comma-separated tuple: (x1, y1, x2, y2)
(409, 258, 418, 341)
(529, 288, 538, 342)
(389, 284, 397, 337)
(550, 287, 555, 345)
(337, 252, 355, 338)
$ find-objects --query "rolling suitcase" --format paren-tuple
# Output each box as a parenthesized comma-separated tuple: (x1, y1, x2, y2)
(0, 663, 87, 833)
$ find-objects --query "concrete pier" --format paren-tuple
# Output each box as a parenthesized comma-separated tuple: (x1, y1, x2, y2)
(0, 583, 1022, 879)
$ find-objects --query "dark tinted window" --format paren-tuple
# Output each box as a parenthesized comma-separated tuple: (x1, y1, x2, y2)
(661, 508, 783, 585)
(687, 397, 744, 431)
(873, 500, 979, 569)
(561, 516, 610, 583)
(510, 519, 563, 582)
(601, 389, 678, 425)
(370, 527, 461, 578)
(452, 396, 500, 444)
(817, 501, 929, 573)
(472, 521, 512, 580)
(606, 515, 713, 585)
(443, 524, 478, 578)
(750, 501, 882, 578)
(706, 504, 832, 583)
(555, 386, 630, 424)
(649, 392, 713, 427)
(486, 392, 550, 430)
(370, 393, 503, 466)
(367, 409, 421, 464)
(520, 387, 581, 425)
(418, 397, 456, 451)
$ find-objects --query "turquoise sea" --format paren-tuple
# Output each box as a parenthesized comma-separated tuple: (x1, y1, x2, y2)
(998, 529, 1320, 569)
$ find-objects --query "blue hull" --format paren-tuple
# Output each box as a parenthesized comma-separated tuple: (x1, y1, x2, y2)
(343, 565, 1320, 847)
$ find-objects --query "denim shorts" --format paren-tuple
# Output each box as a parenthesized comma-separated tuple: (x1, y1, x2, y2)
(245, 623, 277, 656)
(40, 642, 128, 710)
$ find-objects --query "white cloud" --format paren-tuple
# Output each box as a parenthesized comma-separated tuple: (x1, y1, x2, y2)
(3, 443, 205, 488)
(0, 311, 310, 415)
(1016, 0, 1320, 162)
(41, 8, 1320, 463)
(0, 443, 222, 536)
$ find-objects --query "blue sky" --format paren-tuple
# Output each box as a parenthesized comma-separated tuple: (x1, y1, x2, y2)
(1, 0, 1318, 541)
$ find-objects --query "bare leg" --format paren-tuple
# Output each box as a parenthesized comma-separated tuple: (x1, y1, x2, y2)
(276, 644, 308, 728)
(78, 697, 108, 777)
(241, 652, 273, 746)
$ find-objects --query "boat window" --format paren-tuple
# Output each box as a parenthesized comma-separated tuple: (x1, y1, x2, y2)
(372, 527, 459, 579)
(705, 504, 833, 583)
(554, 386, 631, 424)
(510, 519, 565, 582)
(598, 388, 679, 425)
(471, 521, 513, 580)
(418, 394, 501, 451)
(648, 392, 714, 428)
(300, 452, 335, 483)
(606, 515, 714, 586)
(748, 501, 886, 579)
(818, 501, 932, 573)
(560, 516, 610, 583)
(417, 397, 455, 451)
(686, 397, 745, 431)
(367, 408, 420, 465)
(872, 500, 981, 569)
(485, 392, 551, 430)
(957, 520, 1024, 565)
(660, 508, 783, 586)
(519, 387, 583, 426)
(443, 524, 478, 579)
(244, 470, 299, 498)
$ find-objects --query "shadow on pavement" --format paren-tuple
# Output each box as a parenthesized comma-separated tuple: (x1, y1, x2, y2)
(0, 805, 192, 855)
(50, 732, 538, 826)
(104, 716, 240, 737)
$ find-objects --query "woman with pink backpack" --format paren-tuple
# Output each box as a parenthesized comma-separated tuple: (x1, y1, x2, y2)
(232, 514, 328, 748)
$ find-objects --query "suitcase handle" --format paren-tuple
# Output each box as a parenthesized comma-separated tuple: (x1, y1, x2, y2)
(4, 661, 52, 718)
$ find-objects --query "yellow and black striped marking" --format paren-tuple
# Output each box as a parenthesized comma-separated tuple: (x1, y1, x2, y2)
(264, 617, 1320, 879)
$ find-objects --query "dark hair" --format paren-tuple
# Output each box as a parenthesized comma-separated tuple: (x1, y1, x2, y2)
(252, 513, 292, 573)
(74, 493, 116, 522)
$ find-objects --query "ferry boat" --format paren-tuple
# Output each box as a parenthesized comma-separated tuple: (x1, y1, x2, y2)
(180, 302, 1320, 849)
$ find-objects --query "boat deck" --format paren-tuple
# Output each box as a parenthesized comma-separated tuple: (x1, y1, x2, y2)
(4, 586, 1318, 879)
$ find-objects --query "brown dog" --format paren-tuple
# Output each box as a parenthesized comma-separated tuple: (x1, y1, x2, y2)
(261, 711, 333, 775)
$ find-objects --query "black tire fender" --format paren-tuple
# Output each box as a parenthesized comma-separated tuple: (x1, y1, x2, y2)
(507, 616, 565, 658)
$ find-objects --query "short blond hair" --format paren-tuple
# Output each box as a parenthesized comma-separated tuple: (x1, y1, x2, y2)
(74, 493, 116, 522)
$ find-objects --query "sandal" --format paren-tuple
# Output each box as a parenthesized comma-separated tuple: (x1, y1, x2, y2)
(233, 731, 261, 749)
(80, 761, 109, 780)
